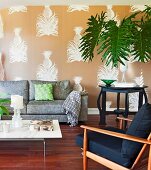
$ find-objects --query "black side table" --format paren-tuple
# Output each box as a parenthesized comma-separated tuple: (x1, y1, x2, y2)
(97, 85, 148, 125)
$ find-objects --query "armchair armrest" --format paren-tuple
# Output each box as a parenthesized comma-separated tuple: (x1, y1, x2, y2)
(117, 117, 132, 122)
(117, 117, 132, 130)
(81, 125, 151, 145)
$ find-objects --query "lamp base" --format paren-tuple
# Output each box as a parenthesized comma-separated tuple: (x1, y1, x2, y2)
(12, 109, 22, 128)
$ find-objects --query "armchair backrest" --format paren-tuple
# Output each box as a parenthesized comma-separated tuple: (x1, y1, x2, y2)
(121, 103, 151, 159)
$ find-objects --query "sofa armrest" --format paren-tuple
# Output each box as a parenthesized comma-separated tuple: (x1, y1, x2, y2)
(79, 92, 88, 121)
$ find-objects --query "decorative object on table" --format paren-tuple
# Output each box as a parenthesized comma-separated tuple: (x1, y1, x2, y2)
(0, 52, 4, 80)
(0, 14, 4, 39)
(134, 71, 144, 87)
(67, 5, 89, 12)
(8, 5, 27, 14)
(114, 82, 136, 87)
(29, 120, 53, 131)
(67, 27, 84, 62)
(73, 76, 83, 91)
(101, 79, 116, 86)
(36, 50, 58, 81)
(97, 63, 118, 85)
(2, 122, 10, 133)
(79, 6, 151, 67)
(36, 6, 58, 37)
(9, 27, 28, 63)
(10, 95, 24, 128)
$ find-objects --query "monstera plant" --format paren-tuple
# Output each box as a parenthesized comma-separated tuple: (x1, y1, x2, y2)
(80, 6, 151, 67)
(0, 99, 10, 116)
(0, 93, 10, 117)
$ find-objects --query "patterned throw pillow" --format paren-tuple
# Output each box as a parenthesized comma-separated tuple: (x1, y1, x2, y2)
(34, 84, 54, 101)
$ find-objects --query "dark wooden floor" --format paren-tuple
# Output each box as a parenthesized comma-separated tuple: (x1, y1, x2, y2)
(0, 115, 147, 170)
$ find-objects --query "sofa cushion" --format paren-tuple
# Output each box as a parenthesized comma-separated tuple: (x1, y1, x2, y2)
(0, 80, 29, 103)
(34, 84, 54, 101)
(121, 103, 151, 159)
(29, 80, 72, 100)
(27, 100, 65, 114)
(76, 127, 131, 168)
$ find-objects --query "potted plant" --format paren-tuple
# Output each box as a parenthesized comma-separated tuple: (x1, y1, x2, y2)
(0, 93, 10, 119)
(0, 99, 10, 116)
(80, 6, 151, 67)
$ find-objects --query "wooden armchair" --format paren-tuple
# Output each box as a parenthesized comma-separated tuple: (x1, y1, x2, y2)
(76, 103, 151, 170)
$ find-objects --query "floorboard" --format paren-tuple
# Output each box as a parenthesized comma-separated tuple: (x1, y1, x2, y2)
(0, 115, 147, 170)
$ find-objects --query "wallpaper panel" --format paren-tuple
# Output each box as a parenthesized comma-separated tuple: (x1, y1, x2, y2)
(0, 5, 151, 108)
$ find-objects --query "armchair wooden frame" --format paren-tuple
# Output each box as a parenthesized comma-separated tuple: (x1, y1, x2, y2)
(81, 117, 151, 170)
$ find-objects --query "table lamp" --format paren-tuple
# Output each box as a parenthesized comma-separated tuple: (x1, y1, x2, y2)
(11, 95, 23, 128)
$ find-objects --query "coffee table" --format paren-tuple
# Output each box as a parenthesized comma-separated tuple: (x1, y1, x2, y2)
(0, 119, 62, 157)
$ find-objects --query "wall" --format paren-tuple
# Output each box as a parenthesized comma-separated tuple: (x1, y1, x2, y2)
(0, 6, 151, 107)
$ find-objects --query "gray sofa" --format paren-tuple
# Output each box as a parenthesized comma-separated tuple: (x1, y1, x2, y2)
(0, 80, 88, 122)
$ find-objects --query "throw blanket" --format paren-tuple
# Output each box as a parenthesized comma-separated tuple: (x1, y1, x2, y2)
(62, 91, 81, 126)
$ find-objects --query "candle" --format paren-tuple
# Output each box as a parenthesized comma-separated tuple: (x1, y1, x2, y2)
(11, 95, 23, 109)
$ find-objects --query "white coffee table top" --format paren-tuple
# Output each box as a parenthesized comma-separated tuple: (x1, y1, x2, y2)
(0, 120, 62, 139)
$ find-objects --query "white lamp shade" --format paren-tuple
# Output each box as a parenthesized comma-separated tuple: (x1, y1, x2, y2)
(11, 95, 23, 109)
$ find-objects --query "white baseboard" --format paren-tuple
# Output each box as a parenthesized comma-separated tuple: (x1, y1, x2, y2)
(88, 108, 99, 115)
(88, 108, 137, 115)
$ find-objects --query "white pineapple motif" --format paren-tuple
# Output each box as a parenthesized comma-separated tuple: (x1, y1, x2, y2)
(36, 6, 58, 37)
(73, 76, 83, 92)
(97, 63, 119, 85)
(0, 52, 4, 80)
(129, 93, 139, 111)
(14, 77, 23, 81)
(9, 28, 28, 63)
(129, 71, 145, 111)
(105, 5, 120, 26)
(0, 14, 4, 39)
(8, 6, 27, 14)
(67, 5, 89, 12)
(120, 59, 128, 82)
(67, 27, 84, 62)
(130, 5, 146, 12)
(134, 71, 144, 87)
(36, 51, 58, 81)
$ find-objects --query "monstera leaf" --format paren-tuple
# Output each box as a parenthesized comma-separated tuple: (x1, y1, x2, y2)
(80, 6, 151, 67)
(80, 12, 106, 61)
(131, 7, 151, 62)
(98, 17, 134, 67)
(0, 99, 10, 116)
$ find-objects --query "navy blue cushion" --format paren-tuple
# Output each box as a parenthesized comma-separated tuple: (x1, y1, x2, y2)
(121, 103, 151, 160)
(76, 127, 132, 167)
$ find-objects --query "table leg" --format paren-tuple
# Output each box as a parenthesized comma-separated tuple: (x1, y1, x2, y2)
(44, 139, 46, 158)
(138, 91, 143, 110)
(122, 93, 129, 129)
(117, 93, 120, 110)
(100, 91, 106, 125)
(124, 93, 129, 118)
(97, 89, 103, 125)
(143, 89, 148, 103)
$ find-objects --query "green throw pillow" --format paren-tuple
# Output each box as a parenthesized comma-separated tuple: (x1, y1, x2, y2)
(34, 84, 54, 101)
